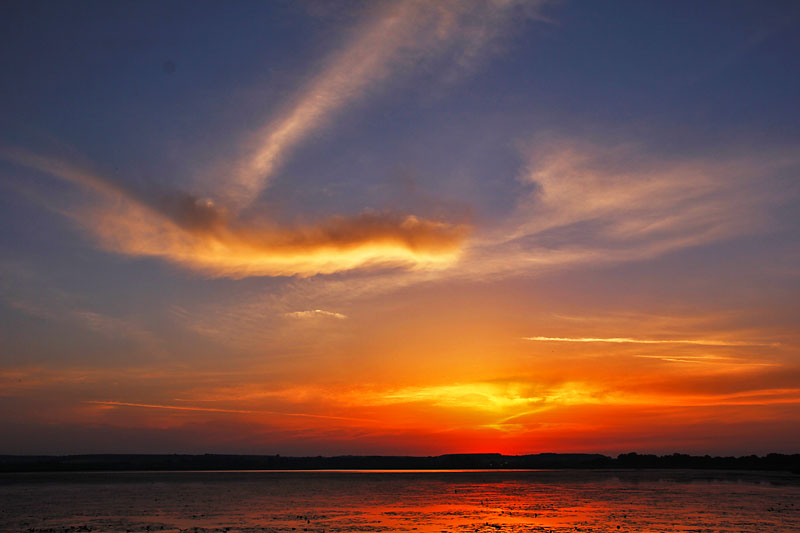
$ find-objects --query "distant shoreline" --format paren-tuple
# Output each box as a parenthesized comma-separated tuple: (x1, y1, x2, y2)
(2, 452, 798, 474)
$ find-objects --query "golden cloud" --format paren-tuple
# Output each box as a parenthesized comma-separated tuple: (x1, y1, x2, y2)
(3, 149, 467, 278)
(85, 202, 465, 278)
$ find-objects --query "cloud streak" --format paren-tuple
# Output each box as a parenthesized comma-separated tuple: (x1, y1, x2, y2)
(87, 400, 375, 423)
(634, 355, 778, 367)
(285, 309, 348, 320)
(515, 138, 794, 253)
(523, 336, 779, 347)
(87, 400, 256, 414)
(226, 0, 548, 207)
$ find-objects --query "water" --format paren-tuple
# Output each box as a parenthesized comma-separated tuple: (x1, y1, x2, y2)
(1, 469, 798, 532)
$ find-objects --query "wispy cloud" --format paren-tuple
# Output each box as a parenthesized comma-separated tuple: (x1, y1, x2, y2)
(226, 0, 550, 207)
(87, 400, 255, 414)
(634, 355, 778, 367)
(523, 336, 779, 347)
(1, 149, 466, 277)
(512, 138, 766, 242)
(87, 400, 374, 423)
(464, 138, 795, 277)
(285, 309, 347, 320)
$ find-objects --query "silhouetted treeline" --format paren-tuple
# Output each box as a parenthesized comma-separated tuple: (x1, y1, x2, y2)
(0, 452, 798, 473)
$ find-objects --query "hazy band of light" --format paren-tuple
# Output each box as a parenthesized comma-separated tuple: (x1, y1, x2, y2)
(87, 401, 374, 422)
(523, 336, 779, 347)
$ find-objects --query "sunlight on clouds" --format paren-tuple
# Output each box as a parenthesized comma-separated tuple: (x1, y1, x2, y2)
(159, 381, 614, 415)
(285, 309, 347, 320)
(161, 379, 800, 438)
(523, 336, 779, 347)
(1, 150, 466, 277)
(374, 382, 613, 412)
(634, 355, 778, 368)
(85, 202, 464, 278)
(6, 363, 800, 444)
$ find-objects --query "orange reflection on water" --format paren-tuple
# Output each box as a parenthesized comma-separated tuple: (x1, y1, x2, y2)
(2, 470, 800, 532)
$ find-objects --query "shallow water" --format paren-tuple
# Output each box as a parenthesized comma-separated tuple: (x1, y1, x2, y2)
(1, 469, 798, 532)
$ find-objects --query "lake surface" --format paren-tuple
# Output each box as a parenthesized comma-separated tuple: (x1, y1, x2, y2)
(1, 469, 798, 532)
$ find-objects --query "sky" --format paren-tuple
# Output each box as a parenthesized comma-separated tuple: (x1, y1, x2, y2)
(1, 0, 799, 456)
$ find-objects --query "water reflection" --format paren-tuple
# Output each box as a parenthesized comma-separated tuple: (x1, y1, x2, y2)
(1, 470, 798, 532)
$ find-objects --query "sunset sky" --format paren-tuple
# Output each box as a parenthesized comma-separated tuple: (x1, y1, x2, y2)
(1, 0, 799, 456)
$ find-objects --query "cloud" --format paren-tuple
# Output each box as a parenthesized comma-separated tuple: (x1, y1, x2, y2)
(523, 336, 779, 347)
(85, 202, 466, 278)
(176, 379, 800, 425)
(225, 0, 550, 207)
(86, 400, 255, 414)
(443, 137, 799, 280)
(285, 309, 348, 320)
(2, 149, 466, 277)
(361, 381, 800, 421)
(634, 355, 778, 367)
(371, 381, 609, 412)
(510, 138, 776, 250)
(86, 400, 374, 423)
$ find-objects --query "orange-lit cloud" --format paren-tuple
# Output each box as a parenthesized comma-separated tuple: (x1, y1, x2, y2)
(634, 355, 778, 367)
(366, 381, 615, 412)
(523, 336, 778, 347)
(1, 150, 466, 277)
(81, 379, 800, 439)
(86, 202, 465, 278)
(3, 357, 799, 454)
(285, 309, 347, 320)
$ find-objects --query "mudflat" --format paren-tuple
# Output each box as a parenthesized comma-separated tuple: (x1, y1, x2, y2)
(1, 469, 798, 532)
